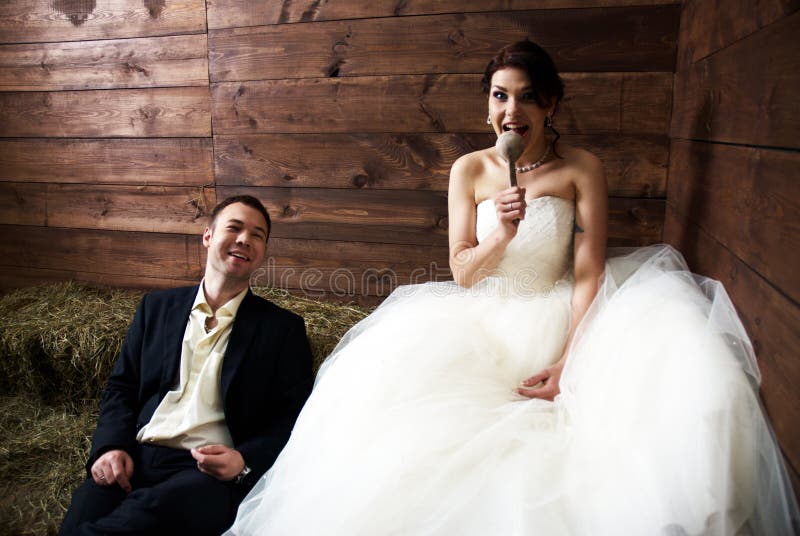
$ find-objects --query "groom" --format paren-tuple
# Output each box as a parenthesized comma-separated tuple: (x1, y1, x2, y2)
(59, 195, 314, 535)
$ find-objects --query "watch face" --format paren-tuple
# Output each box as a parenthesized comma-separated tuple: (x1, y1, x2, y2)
(237, 465, 251, 483)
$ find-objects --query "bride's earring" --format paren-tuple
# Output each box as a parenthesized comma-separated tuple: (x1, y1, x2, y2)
(486, 115, 492, 125)
(544, 115, 553, 128)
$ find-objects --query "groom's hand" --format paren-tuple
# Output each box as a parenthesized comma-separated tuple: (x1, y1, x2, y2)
(191, 444, 245, 481)
(91, 449, 134, 493)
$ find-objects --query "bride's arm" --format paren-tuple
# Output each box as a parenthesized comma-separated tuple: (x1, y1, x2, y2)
(518, 152, 608, 400)
(448, 153, 527, 288)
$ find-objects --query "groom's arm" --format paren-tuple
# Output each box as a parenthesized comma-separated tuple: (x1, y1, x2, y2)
(230, 313, 314, 486)
(87, 294, 149, 473)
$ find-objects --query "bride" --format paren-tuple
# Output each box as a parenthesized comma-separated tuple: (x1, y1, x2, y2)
(227, 41, 798, 535)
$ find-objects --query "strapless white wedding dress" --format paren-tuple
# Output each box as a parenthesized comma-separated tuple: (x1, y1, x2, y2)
(228, 196, 798, 535)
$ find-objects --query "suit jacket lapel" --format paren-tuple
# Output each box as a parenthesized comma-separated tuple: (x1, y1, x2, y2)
(159, 286, 196, 397)
(221, 289, 260, 400)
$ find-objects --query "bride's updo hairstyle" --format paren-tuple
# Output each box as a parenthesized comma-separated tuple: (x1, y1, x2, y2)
(481, 40, 565, 157)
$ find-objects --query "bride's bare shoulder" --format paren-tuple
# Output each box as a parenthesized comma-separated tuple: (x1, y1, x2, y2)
(451, 147, 495, 177)
(558, 144, 601, 168)
(557, 144, 604, 185)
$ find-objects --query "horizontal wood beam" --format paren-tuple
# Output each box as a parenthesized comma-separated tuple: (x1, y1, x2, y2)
(207, 0, 680, 29)
(668, 140, 800, 304)
(221, 185, 664, 247)
(0, 87, 211, 137)
(209, 7, 678, 81)
(671, 10, 800, 148)
(0, 183, 214, 234)
(0, 34, 208, 91)
(0, 138, 213, 185)
(214, 133, 668, 197)
(0, 0, 206, 45)
(211, 73, 672, 135)
(677, 0, 798, 67)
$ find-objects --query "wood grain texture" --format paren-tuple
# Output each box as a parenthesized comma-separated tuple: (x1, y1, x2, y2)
(207, 0, 680, 29)
(46, 184, 216, 234)
(0, 183, 213, 235)
(0, 265, 199, 292)
(0, 225, 205, 280)
(208, 7, 678, 81)
(663, 206, 800, 479)
(219, 185, 449, 246)
(254, 237, 451, 298)
(214, 133, 667, 197)
(0, 0, 206, 44)
(0, 87, 210, 137)
(0, 34, 208, 91)
(668, 140, 800, 304)
(677, 0, 799, 68)
(0, 182, 46, 225)
(671, 11, 799, 148)
(211, 73, 672, 135)
(0, 138, 213, 185)
(606, 197, 664, 247)
(221, 185, 664, 247)
(0, 227, 447, 299)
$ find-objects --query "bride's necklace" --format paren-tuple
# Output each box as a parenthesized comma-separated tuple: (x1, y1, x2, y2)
(515, 144, 551, 174)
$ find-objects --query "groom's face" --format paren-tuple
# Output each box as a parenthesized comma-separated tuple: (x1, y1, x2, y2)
(202, 202, 268, 284)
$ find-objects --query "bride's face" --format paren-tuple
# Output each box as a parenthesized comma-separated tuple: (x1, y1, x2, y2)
(488, 67, 554, 157)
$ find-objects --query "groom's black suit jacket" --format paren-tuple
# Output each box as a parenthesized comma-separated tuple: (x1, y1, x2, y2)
(88, 285, 314, 488)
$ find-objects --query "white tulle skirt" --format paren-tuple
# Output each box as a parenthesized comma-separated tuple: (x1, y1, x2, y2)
(228, 245, 798, 535)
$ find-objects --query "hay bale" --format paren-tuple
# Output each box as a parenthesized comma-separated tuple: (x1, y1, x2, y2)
(252, 287, 371, 371)
(0, 283, 372, 534)
(0, 284, 371, 407)
(0, 282, 142, 407)
(0, 396, 97, 536)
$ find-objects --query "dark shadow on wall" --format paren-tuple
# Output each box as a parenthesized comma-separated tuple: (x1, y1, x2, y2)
(51, 0, 96, 26)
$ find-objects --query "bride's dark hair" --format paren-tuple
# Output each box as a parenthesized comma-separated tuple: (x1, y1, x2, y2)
(481, 40, 565, 157)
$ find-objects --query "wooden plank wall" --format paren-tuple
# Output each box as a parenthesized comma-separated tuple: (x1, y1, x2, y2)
(664, 1, 800, 493)
(0, 1, 213, 290)
(210, 0, 678, 301)
(0, 0, 679, 303)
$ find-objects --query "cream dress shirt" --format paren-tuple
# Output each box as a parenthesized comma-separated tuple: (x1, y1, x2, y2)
(136, 284, 248, 450)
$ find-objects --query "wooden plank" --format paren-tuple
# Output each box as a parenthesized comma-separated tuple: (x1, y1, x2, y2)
(208, 7, 678, 82)
(220, 185, 449, 246)
(207, 0, 680, 29)
(211, 73, 672, 135)
(220, 185, 663, 247)
(255, 237, 452, 298)
(668, 140, 800, 304)
(0, 138, 213, 186)
(0, 0, 206, 45)
(0, 34, 208, 91)
(0, 226, 205, 280)
(671, 11, 800, 148)
(214, 133, 668, 197)
(0, 182, 46, 225)
(46, 184, 216, 234)
(663, 206, 800, 479)
(606, 197, 664, 247)
(0, 226, 447, 298)
(677, 0, 798, 68)
(622, 72, 673, 136)
(0, 87, 210, 137)
(0, 265, 199, 293)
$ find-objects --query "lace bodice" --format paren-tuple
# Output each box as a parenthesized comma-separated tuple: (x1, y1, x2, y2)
(476, 196, 575, 291)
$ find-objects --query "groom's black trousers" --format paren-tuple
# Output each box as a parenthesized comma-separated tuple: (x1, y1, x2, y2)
(58, 444, 246, 535)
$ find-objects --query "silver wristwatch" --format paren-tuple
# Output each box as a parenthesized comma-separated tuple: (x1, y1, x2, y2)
(235, 464, 251, 484)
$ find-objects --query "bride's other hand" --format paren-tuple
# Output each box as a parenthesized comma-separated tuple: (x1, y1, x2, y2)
(493, 186, 526, 234)
(517, 360, 563, 400)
